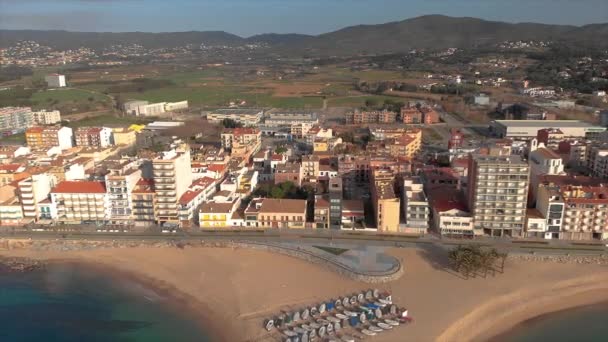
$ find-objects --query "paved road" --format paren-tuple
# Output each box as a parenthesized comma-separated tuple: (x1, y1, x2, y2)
(2, 229, 606, 256)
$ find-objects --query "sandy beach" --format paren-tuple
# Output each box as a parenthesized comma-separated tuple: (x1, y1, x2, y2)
(2, 243, 608, 341)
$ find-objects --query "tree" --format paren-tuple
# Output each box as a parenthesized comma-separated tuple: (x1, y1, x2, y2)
(275, 146, 287, 154)
(448, 245, 508, 279)
(364, 99, 379, 108)
(221, 118, 242, 128)
(270, 187, 284, 199)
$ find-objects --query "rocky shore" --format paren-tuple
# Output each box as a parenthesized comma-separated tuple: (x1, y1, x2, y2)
(0, 256, 45, 272)
(510, 253, 608, 265)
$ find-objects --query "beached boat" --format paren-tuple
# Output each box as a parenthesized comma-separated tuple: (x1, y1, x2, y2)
(368, 325, 383, 333)
(361, 329, 377, 336)
(343, 310, 358, 317)
(301, 308, 310, 320)
(385, 319, 399, 326)
(309, 322, 321, 329)
(373, 289, 380, 298)
(341, 297, 349, 306)
(335, 313, 348, 320)
(374, 301, 386, 307)
(301, 324, 312, 331)
(317, 318, 329, 325)
(327, 316, 340, 323)
(377, 322, 392, 330)
(378, 298, 391, 305)
(293, 327, 306, 334)
(283, 329, 297, 337)
(341, 336, 355, 342)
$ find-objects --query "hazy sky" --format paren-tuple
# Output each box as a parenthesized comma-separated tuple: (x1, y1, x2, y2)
(1, 0, 607, 36)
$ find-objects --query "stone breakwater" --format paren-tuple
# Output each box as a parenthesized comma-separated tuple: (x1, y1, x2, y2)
(510, 253, 608, 265)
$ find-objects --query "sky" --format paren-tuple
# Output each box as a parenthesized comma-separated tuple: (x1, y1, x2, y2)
(1, 0, 607, 37)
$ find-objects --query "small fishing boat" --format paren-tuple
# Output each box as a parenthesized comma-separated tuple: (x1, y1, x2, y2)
(327, 316, 340, 323)
(377, 322, 392, 330)
(361, 329, 377, 336)
(283, 330, 297, 337)
(343, 310, 358, 317)
(368, 325, 383, 333)
(384, 319, 399, 326)
(373, 289, 380, 298)
(341, 336, 355, 342)
(309, 322, 321, 329)
(378, 298, 391, 305)
(335, 313, 348, 320)
(301, 324, 312, 331)
(316, 318, 329, 325)
(374, 301, 386, 307)
(293, 327, 306, 334)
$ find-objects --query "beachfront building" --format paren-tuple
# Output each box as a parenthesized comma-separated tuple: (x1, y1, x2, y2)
(0, 184, 24, 226)
(104, 159, 142, 227)
(371, 169, 400, 232)
(402, 177, 429, 234)
(467, 154, 530, 237)
(206, 109, 264, 126)
(178, 177, 217, 228)
(198, 193, 241, 228)
(428, 187, 474, 237)
(131, 179, 155, 227)
(50, 181, 109, 224)
(152, 143, 193, 225)
(244, 198, 307, 229)
(17, 173, 54, 223)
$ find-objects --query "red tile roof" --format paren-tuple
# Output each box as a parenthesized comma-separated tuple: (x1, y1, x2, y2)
(428, 187, 468, 213)
(52, 181, 106, 194)
(207, 164, 227, 173)
(0, 164, 24, 172)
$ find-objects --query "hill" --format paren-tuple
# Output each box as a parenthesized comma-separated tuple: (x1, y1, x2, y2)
(1, 15, 607, 55)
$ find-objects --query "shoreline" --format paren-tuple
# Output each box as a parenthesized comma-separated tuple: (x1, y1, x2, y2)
(50, 260, 232, 342)
(3, 245, 608, 342)
(437, 276, 608, 342)
(490, 300, 608, 341)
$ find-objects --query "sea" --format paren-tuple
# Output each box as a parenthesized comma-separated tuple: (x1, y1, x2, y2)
(0, 263, 211, 342)
(496, 302, 608, 342)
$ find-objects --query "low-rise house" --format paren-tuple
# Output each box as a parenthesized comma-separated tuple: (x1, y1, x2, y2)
(245, 198, 307, 229)
(198, 194, 241, 228)
(428, 187, 474, 237)
(274, 162, 302, 186)
(178, 177, 217, 228)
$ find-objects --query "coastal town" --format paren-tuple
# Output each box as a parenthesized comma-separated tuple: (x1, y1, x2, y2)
(1, 84, 608, 241)
(2, 7, 608, 341)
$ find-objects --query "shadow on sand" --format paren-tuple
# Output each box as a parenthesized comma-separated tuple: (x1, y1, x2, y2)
(416, 243, 467, 280)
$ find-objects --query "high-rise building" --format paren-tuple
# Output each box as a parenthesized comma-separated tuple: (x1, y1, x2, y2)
(152, 143, 193, 225)
(17, 173, 54, 223)
(467, 154, 530, 237)
(50, 181, 109, 224)
(75, 127, 112, 148)
(371, 169, 400, 232)
(329, 177, 343, 230)
(104, 159, 142, 227)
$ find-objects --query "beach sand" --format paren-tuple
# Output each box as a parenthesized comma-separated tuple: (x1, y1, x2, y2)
(2, 245, 608, 342)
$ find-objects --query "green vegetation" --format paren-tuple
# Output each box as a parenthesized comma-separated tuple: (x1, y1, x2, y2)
(314, 246, 350, 256)
(0, 65, 33, 83)
(105, 78, 174, 94)
(221, 118, 242, 128)
(448, 245, 508, 279)
(0, 87, 36, 107)
(327, 95, 397, 107)
(30, 88, 111, 113)
(0, 133, 26, 144)
(253, 182, 311, 200)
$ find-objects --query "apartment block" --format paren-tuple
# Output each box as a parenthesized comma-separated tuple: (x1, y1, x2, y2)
(467, 154, 530, 237)
(428, 187, 474, 237)
(112, 127, 137, 147)
(400, 107, 422, 124)
(153, 144, 193, 225)
(528, 147, 566, 204)
(346, 110, 397, 124)
(50, 181, 109, 224)
(31, 110, 61, 125)
(220, 128, 261, 156)
(274, 162, 303, 186)
(0, 107, 33, 134)
(75, 127, 112, 148)
(206, 109, 264, 126)
(131, 179, 155, 227)
(402, 177, 429, 234)
(0, 184, 23, 226)
(17, 173, 53, 223)
(105, 159, 142, 226)
(371, 169, 400, 232)
(178, 177, 217, 228)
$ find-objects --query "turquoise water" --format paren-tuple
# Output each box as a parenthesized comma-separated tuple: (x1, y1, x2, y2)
(496, 303, 608, 342)
(0, 264, 211, 342)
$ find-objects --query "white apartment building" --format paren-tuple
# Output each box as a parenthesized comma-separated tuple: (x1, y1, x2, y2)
(50, 181, 109, 224)
(164, 101, 189, 112)
(153, 143, 193, 225)
(32, 110, 61, 125)
(17, 174, 54, 222)
(402, 177, 429, 234)
(105, 159, 142, 226)
(206, 109, 264, 126)
(528, 147, 565, 204)
(467, 155, 530, 237)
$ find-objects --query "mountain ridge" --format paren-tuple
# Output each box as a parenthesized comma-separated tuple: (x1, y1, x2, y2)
(1, 15, 607, 55)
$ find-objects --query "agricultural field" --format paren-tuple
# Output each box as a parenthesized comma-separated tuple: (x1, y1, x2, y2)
(30, 88, 112, 114)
